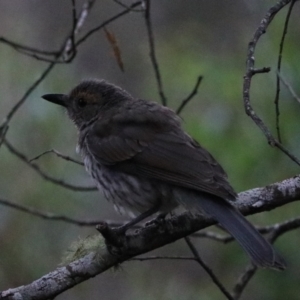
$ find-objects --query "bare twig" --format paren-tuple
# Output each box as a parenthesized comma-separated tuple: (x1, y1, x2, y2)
(277, 72, 300, 104)
(0, 0, 97, 136)
(0, 0, 95, 63)
(4, 139, 97, 192)
(192, 217, 300, 243)
(251, 67, 271, 74)
(63, 0, 78, 59)
(176, 76, 203, 114)
(63, 0, 97, 61)
(0, 197, 101, 226)
(243, 0, 300, 166)
(232, 264, 257, 300)
(76, 1, 142, 48)
(112, 0, 145, 12)
(0, 124, 8, 149)
(30, 149, 84, 166)
(144, 0, 167, 106)
(184, 237, 233, 300)
(0, 37, 59, 56)
(232, 217, 300, 299)
(274, 0, 296, 142)
(0, 61, 56, 131)
(269, 217, 300, 243)
(0, 195, 136, 227)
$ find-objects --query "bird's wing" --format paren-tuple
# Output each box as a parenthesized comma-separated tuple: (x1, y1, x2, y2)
(86, 112, 236, 200)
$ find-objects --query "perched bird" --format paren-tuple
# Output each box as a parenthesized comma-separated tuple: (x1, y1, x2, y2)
(42, 79, 285, 270)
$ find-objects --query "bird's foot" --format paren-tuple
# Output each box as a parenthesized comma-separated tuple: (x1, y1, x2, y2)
(96, 222, 126, 250)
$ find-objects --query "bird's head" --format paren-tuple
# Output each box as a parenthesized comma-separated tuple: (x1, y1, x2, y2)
(42, 79, 132, 128)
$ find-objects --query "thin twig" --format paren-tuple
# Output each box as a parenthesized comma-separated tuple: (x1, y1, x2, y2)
(144, 0, 167, 105)
(176, 76, 203, 114)
(0, 61, 56, 129)
(0, 12, 66, 126)
(269, 217, 300, 243)
(112, 0, 145, 12)
(0, 37, 59, 56)
(192, 218, 300, 243)
(1, 1, 140, 64)
(232, 217, 300, 299)
(243, 0, 300, 166)
(64, 0, 78, 59)
(76, 1, 142, 48)
(0, 196, 134, 227)
(64, 0, 97, 60)
(232, 264, 257, 300)
(0, 124, 8, 149)
(30, 149, 84, 166)
(277, 72, 300, 104)
(4, 139, 97, 192)
(184, 237, 233, 300)
(0, 0, 95, 63)
(0, 197, 102, 226)
(251, 67, 271, 74)
(0, 0, 97, 139)
(274, 0, 296, 142)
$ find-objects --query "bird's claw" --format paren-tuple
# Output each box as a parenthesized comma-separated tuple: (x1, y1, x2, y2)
(96, 222, 126, 249)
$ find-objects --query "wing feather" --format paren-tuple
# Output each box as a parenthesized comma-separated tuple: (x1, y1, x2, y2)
(86, 115, 236, 199)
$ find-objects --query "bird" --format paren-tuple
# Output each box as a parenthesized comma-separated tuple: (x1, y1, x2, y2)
(42, 79, 286, 270)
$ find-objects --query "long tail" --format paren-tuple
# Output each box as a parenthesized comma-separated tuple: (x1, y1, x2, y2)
(176, 190, 286, 270)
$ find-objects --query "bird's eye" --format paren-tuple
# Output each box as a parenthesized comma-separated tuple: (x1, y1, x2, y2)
(77, 98, 87, 108)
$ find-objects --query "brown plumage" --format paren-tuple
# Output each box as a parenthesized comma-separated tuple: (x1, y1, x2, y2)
(42, 79, 286, 270)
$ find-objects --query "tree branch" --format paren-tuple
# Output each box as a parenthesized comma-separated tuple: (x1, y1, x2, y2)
(3, 139, 96, 192)
(274, 0, 296, 142)
(1, 174, 299, 299)
(232, 264, 257, 300)
(277, 72, 300, 104)
(184, 237, 233, 300)
(29, 149, 83, 166)
(0, 197, 102, 226)
(243, 0, 300, 166)
(144, 0, 167, 105)
(0, 0, 96, 139)
(176, 75, 203, 115)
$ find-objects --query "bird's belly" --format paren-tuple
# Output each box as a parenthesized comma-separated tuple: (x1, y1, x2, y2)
(84, 155, 173, 216)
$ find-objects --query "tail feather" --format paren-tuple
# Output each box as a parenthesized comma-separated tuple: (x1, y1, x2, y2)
(176, 190, 286, 270)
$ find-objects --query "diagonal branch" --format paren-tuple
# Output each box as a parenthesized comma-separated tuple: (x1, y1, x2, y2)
(176, 75, 203, 115)
(277, 72, 300, 104)
(0, 197, 101, 226)
(76, 1, 142, 48)
(30, 149, 83, 166)
(4, 139, 96, 192)
(184, 236, 233, 300)
(232, 264, 257, 300)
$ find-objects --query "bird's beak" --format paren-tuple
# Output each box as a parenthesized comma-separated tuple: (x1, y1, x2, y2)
(42, 94, 68, 107)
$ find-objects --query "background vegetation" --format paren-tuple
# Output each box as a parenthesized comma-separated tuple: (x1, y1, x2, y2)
(0, 1, 300, 299)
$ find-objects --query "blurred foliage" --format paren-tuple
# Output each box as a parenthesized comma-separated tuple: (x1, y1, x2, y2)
(0, 0, 300, 299)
